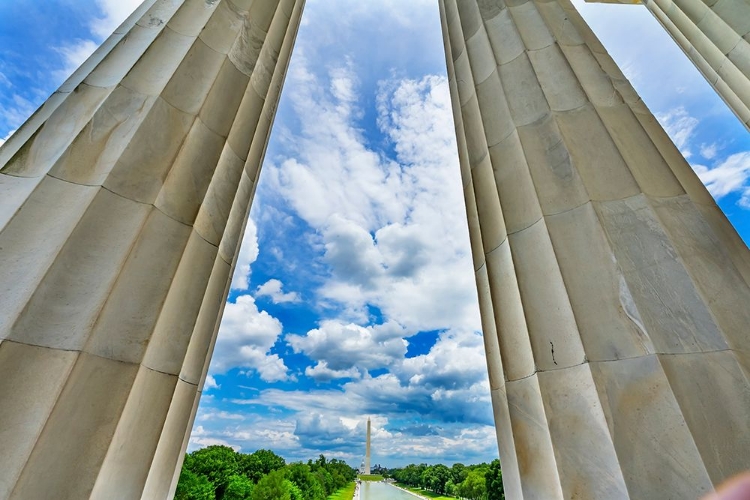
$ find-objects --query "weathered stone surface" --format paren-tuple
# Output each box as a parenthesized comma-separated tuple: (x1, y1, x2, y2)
(0, 342, 77, 500)
(0, 1, 304, 498)
(441, 0, 750, 497)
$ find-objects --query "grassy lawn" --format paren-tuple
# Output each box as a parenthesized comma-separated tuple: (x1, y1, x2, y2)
(358, 474, 384, 481)
(395, 482, 455, 500)
(328, 482, 356, 500)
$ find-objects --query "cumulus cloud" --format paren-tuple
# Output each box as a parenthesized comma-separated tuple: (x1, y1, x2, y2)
(54, 39, 99, 82)
(210, 294, 290, 382)
(256, 279, 301, 304)
(304, 362, 362, 382)
(700, 142, 719, 160)
(693, 152, 750, 208)
(204, 375, 220, 391)
(656, 106, 699, 158)
(267, 64, 479, 333)
(190, 418, 300, 456)
(226, 366, 494, 464)
(199, 410, 245, 422)
(251, 329, 491, 426)
(287, 320, 407, 374)
(90, 0, 144, 40)
(231, 218, 259, 290)
(396, 330, 488, 390)
(190, 426, 242, 451)
(648, 107, 750, 210)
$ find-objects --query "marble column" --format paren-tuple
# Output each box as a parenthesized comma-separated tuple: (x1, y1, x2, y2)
(586, 0, 750, 131)
(0, 0, 304, 498)
(439, 0, 750, 498)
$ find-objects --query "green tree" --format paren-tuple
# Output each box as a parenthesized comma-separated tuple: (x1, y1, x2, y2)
(252, 469, 291, 500)
(451, 463, 468, 485)
(485, 459, 504, 500)
(445, 479, 458, 497)
(313, 468, 334, 495)
(240, 449, 286, 483)
(224, 474, 254, 500)
(458, 469, 487, 500)
(421, 464, 451, 495)
(183, 446, 241, 499)
(175, 469, 215, 500)
(287, 481, 304, 500)
(287, 463, 326, 500)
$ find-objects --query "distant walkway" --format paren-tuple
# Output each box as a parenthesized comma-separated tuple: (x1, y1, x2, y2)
(353, 480, 360, 500)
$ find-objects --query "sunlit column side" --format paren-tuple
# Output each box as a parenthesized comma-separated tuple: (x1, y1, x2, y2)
(586, 0, 750, 132)
(0, 0, 305, 498)
(439, 0, 750, 498)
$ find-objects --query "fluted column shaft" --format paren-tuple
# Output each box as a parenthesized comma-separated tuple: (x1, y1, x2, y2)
(644, 0, 750, 130)
(439, 0, 750, 498)
(584, 0, 750, 131)
(0, 0, 304, 498)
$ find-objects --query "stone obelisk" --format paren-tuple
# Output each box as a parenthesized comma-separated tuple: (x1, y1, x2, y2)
(0, 1, 304, 498)
(364, 417, 371, 475)
(439, 0, 750, 498)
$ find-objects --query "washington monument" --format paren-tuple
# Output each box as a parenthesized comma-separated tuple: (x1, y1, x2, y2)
(0, 0, 749, 498)
(364, 418, 371, 476)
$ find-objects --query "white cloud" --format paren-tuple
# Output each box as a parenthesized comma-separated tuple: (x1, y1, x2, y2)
(647, 107, 750, 210)
(269, 63, 406, 232)
(90, 0, 144, 40)
(54, 39, 99, 82)
(267, 65, 479, 333)
(656, 106, 699, 158)
(224, 327, 495, 462)
(189, 418, 300, 455)
(693, 152, 750, 208)
(256, 279, 300, 304)
(304, 362, 361, 382)
(396, 330, 488, 390)
(204, 374, 220, 390)
(329, 63, 358, 103)
(190, 426, 242, 451)
(49, 0, 142, 86)
(0, 129, 15, 148)
(279, 329, 491, 426)
(230, 218, 259, 290)
(210, 294, 291, 382)
(700, 142, 719, 160)
(287, 320, 407, 373)
(1, 95, 36, 130)
(199, 410, 245, 422)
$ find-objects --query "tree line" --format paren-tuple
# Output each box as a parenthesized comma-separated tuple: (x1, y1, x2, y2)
(175, 446, 357, 500)
(387, 460, 504, 499)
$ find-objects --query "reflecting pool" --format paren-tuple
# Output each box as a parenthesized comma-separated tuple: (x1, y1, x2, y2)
(360, 481, 419, 500)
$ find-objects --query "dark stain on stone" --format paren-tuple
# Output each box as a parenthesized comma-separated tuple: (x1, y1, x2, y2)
(550, 341, 557, 365)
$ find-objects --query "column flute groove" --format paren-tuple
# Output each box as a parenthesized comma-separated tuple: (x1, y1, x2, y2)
(440, 0, 750, 498)
(0, 0, 305, 498)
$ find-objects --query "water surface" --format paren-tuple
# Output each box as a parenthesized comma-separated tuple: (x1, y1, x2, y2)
(360, 481, 418, 500)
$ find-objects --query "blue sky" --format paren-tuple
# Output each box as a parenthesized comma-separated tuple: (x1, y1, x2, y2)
(2, 0, 750, 468)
